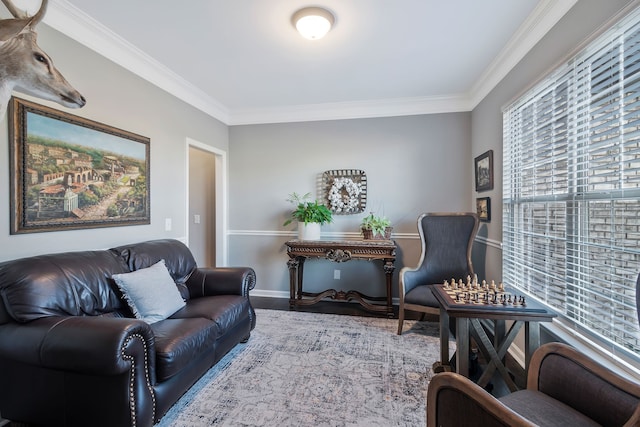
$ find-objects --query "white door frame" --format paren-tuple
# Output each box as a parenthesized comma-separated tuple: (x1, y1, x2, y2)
(185, 137, 228, 266)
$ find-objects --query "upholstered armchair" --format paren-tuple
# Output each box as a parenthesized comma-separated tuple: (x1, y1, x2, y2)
(397, 212, 479, 335)
(426, 341, 640, 426)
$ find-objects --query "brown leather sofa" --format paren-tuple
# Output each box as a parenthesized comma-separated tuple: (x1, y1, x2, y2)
(0, 239, 256, 427)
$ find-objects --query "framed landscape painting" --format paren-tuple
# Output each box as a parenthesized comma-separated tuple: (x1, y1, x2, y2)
(9, 97, 150, 234)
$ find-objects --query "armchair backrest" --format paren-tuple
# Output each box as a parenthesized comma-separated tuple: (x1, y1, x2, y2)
(531, 343, 640, 427)
(415, 212, 479, 285)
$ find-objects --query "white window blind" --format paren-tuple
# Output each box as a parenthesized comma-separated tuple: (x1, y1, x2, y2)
(503, 7, 640, 357)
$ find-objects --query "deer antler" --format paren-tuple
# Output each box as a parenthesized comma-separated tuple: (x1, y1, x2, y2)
(1, 0, 28, 19)
(27, 0, 48, 27)
(0, 0, 48, 40)
(1, 0, 48, 25)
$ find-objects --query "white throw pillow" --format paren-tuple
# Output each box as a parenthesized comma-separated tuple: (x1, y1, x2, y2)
(113, 259, 186, 324)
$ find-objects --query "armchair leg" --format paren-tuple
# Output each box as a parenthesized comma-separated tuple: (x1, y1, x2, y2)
(397, 309, 405, 335)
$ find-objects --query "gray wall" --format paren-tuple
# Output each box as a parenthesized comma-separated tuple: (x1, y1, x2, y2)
(1, 0, 633, 302)
(470, 0, 634, 282)
(0, 25, 228, 261)
(228, 114, 472, 297)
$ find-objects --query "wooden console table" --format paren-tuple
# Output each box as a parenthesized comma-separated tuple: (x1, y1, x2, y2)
(285, 239, 396, 317)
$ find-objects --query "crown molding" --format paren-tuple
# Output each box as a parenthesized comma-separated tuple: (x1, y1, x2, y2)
(227, 95, 472, 125)
(45, 0, 230, 124)
(44, 0, 574, 126)
(468, 0, 577, 108)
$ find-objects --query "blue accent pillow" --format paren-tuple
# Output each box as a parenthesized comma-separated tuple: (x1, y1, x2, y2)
(113, 259, 186, 324)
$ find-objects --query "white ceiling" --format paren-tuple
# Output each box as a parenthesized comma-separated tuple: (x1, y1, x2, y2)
(31, 0, 577, 124)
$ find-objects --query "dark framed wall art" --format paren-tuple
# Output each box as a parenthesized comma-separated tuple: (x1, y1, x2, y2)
(322, 169, 367, 214)
(474, 149, 494, 192)
(476, 197, 491, 222)
(9, 97, 150, 234)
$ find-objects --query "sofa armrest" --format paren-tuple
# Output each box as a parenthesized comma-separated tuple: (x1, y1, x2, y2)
(185, 267, 256, 298)
(0, 316, 155, 377)
(427, 372, 536, 427)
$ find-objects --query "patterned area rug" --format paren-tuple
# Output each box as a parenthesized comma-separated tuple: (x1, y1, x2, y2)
(156, 309, 444, 426)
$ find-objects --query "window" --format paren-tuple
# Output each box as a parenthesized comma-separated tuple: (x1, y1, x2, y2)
(503, 7, 640, 359)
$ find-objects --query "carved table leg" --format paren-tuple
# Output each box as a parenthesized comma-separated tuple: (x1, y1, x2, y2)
(383, 259, 395, 318)
(287, 258, 299, 308)
(296, 257, 305, 300)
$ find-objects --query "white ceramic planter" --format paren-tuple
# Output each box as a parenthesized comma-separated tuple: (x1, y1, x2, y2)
(298, 222, 321, 240)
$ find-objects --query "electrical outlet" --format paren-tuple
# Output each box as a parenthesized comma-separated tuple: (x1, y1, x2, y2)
(334, 269, 341, 280)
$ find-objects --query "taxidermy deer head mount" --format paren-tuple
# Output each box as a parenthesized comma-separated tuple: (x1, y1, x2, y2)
(0, 0, 85, 118)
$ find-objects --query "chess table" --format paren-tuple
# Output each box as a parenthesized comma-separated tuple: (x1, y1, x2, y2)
(431, 282, 557, 392)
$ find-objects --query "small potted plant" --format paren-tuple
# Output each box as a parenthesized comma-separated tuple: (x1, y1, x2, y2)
(283, 192, 332, 240)
(360, 212, 392, 240)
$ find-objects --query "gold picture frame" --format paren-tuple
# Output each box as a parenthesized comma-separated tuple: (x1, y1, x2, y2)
(9, 97, 150, 234)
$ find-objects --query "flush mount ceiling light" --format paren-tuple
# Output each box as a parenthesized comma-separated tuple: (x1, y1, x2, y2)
(292, 7, 335, 40)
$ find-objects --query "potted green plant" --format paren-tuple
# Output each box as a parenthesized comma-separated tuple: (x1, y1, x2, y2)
(360, 212, 392, 240)
(283, 192, 332, 240)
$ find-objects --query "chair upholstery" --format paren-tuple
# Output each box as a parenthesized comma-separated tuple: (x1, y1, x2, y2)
(426, 342, 640, 427)
(397, 212, 479, 335)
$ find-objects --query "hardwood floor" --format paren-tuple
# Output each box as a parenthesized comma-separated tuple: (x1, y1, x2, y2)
(250, 296, 525, 397)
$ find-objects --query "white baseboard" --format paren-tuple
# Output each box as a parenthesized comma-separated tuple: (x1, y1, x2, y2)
(509, 346, 525, 368)
(250, 289, 289, 299)
(250, 289, 401, 305)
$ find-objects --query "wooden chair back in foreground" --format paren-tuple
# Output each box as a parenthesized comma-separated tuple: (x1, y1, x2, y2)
(426, 342, 640, 427)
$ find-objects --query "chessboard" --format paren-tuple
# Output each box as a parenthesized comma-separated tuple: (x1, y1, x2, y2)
(437, 276, 547, 313)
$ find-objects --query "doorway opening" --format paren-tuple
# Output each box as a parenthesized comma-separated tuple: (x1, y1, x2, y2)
(186, 138, 227, 267)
